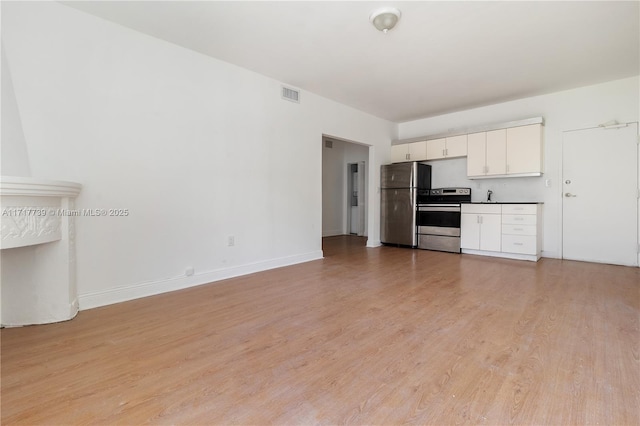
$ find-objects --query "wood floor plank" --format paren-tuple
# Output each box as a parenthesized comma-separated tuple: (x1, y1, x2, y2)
(2, 235, 639, 424)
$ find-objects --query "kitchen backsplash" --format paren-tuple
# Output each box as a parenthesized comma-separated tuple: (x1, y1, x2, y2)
(423, 157, 545, 203)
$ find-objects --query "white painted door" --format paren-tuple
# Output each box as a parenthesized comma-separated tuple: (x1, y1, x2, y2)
(562, 124, 638, 266)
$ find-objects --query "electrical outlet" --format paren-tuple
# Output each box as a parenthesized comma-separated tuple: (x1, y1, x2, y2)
(228, 236, 235, 246)
(185, 267, 194, 276)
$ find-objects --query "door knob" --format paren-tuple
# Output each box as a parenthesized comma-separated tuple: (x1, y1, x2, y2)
(565, 193, 577, 197)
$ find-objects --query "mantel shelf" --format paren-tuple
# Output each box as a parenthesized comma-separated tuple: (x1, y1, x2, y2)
(1, 176, 82, 197)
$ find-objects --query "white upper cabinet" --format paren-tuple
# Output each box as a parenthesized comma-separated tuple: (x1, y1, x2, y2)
(506, 124, 543, 174)
(466, 130, 507, 176)
(445, 135, 468, 158)
(393, 118, 543, 176)
(466, 132, 487, 176)
(408, 140, 427, 161)
(426, 138, 446, 159)
(426, 135, 467, 160)
(391, 140, 427, 162)
(486, 129, 507, 176)
(391, 144, 409, 163)
(467, 124, 543, 178)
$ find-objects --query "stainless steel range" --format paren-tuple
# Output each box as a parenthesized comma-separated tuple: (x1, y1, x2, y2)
(416, 188, 471, 253)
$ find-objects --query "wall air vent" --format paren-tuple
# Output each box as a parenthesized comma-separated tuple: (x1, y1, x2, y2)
(325, 140, 333, 148)
(282, 86, 300, 103)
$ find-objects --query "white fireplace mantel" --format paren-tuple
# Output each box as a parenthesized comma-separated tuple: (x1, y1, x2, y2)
(1, 176, 82, 326)
(1, 176, 82, 249)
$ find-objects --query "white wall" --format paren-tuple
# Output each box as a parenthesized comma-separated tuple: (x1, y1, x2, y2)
(322, 138, 369, 237)
(1, 45, 30, 177)
(1, 2, 395, 309)
(398, 76, 640, 259)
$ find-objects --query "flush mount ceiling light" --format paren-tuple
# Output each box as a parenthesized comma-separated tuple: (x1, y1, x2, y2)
(369, 7, 401, 34)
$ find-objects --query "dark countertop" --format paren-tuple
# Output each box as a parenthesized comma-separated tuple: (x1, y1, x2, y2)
(464, 202, 543, 204)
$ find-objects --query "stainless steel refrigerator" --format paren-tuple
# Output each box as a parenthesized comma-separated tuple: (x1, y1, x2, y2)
(380, 162, 431, 246)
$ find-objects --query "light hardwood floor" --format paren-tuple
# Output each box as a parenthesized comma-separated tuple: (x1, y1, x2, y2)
(2, 235, 639, 425)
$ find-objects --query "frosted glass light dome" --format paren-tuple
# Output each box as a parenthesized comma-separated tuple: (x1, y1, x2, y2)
(369, 7, 401, 33)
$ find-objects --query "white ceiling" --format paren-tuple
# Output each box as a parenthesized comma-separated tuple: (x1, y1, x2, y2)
(62, 1, 639, 123)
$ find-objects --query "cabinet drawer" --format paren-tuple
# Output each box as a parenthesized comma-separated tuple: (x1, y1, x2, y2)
(462, 204, 501, 214)
(502, 214, 536, 226)
(502, 204, 537, 215)
(502, 235, 537, 255)
(502, 224, 536, 236)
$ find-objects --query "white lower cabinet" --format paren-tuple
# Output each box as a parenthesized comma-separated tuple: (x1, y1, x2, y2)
(460, 204, 501, 252)
(461, 203, 542, 261)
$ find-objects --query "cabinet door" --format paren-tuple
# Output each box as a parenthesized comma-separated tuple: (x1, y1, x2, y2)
(460, 213, 480, 250)
(467, 132, 487, 176)
(391, 144, 409, 163)
(485, 129, 507, 175)
(445, 135, 467, 158)
(408, 140, 427, 161)
(479, 214, 501, 252)
(506, 124, 542, 174)
(426, 138, 446, 160)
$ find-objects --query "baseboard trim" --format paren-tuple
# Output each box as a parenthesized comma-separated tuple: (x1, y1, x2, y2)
(366, 239, 381, 248)
(79, 250, 324, 310)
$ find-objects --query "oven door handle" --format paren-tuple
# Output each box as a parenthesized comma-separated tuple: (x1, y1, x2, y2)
(418, 205, 461, 212)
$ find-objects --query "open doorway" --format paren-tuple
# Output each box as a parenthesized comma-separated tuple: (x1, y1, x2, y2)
(322, 136, 369, 239)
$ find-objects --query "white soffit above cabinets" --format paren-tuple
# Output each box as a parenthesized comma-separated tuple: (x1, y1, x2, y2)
(60, 1, 639, 122)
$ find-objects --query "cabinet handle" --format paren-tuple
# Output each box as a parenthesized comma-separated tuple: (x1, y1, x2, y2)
(514, 228, 523, 231)
(406, 153, 410, 160)
(445, 148, 448, 156)
(506, 164, 510, 173)
(514, 242, 523, 246)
